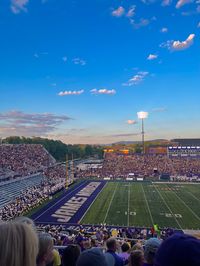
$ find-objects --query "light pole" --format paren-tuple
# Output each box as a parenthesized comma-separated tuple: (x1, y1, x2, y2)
(137, 111, 148, 154)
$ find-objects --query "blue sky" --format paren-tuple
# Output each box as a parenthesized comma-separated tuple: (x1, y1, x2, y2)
(0, 0, 200, 144)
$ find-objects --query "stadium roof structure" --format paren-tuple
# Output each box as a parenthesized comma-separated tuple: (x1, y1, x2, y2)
(171, 139, 200, 146)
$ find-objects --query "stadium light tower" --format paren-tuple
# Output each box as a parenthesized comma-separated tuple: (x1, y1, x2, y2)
(137, 111, 148, 154)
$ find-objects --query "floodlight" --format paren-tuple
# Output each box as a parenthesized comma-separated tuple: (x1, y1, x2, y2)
(137, 111, 148, 119)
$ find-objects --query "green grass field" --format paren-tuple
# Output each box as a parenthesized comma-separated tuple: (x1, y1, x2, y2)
(81, 182, 200, 230)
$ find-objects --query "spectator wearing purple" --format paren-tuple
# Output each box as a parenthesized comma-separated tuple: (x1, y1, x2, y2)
(118, 242, 130, 264)
(105, 238, 124, 266)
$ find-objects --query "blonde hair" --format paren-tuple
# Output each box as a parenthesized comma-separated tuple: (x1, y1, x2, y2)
(0, 222, 38, 266)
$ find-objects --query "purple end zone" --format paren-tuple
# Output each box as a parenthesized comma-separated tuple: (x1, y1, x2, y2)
(32, 180, 106, 224)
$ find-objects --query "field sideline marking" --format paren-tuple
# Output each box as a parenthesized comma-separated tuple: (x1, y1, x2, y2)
(103, 182, 119, 224)
(166, 184, 200, 223)
(127, 183, 130, 226)
(80, 182, 108, 223)
(141, 184, 154, 225)
(152, 184, 182, 230)
(33, 180, 88, 221)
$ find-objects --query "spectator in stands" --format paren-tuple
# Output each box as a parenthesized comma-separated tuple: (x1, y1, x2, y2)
(0, 222, 38, 266)
(154, 233, 200, 266)
(76, 247, 107, 266)
(129, 250, 144, 266)
(105, 238, 124, 266)
(143, 238, 161, 266)
(76, 235, 87, 252)
(118, 242, 130, 264)
(37, 233, 54, 266)
(47, 249, 61, 266)
(62, 244, 81, 266)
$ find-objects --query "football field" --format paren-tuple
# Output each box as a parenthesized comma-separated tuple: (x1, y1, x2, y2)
(81, 182, 200, 230)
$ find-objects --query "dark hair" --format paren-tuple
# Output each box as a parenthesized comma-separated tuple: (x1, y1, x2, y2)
(106, 238, 116, 250)
(62, 245, 81, 266)
(121, 242, 130, 252)
(129, 250, 144, 266)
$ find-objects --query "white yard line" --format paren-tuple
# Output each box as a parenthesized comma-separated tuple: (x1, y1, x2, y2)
(80, 182, 108, 223)
(141, 184, 154, 225)
(152, 184, 182, 229)
(127, 183, 130, 226)
(103, 183, 119, 224)
(34, 181, 88, 221)
(187, 191, 200, 203)
(166, 184, 200, 222)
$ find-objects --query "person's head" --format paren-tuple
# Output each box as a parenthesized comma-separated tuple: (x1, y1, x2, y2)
(121, 242, 130, 253)
(131, 243, 143, 252)
(76, 247, 107, 266)
(154, 234, 200, 266)
(0, 222, 38, 266)
(37, 233, 54, 266)
(106, 237, 117, 252)
(62, 244, 81, 266)
(129, 250, 144, 266)
(14, 216, 36, 230)
(144, 238, 161, 264)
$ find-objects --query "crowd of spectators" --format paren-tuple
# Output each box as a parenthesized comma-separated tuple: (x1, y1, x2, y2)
(0, 173, 66, 221)
(77, 153, 200, 179)
(0, 144, 56, 180)
(0, 217, 200, 266)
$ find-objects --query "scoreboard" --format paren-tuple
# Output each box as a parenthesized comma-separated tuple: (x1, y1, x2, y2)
(168, 146, 200, 157)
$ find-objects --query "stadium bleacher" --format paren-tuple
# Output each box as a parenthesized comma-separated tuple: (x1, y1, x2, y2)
(0, 174, 44, 208)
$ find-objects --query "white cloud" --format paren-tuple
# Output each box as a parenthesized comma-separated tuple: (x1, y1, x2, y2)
(147, 54, 158, 60)
(130, 18, 150, 29)
(111, 6, 125, 17)
(11, 0, 29, 14)
(62, 56, 67, 62)
(176, 0, 194, 8)
(172, 34, 195, 50)
(162, 0, 172, 6)
(127, 120, 137, 125)
(123, 71, 149, 86)
(126, 6, 136, 17)
(58, 90, 84, 96)
(160, 34, 195, 51)
(90, 89, 116, 95)
(161, 27, 168, 33)
(72, 58, 86, 66)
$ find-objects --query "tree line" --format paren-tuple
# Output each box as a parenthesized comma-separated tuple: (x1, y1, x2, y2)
(2, 136, 104, 161)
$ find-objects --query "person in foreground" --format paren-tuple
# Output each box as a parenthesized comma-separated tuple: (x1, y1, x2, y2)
(0, 222, 38, 266)
(154, 233, 200, 266)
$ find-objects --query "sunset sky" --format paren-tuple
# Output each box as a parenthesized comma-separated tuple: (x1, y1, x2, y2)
(0, 0, 200, 144)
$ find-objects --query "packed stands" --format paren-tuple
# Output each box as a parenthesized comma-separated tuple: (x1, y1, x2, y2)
(76, 152, 200, 179)
(0, 144, 56, 180)
(0, 144, 68, 221)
